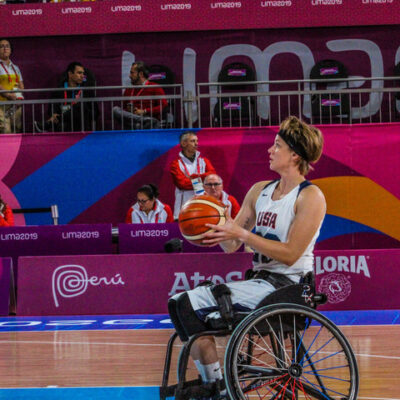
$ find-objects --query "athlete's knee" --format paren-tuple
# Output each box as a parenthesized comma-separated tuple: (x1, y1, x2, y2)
(168, 296, 189, 342)
(176, 292, 208, 337)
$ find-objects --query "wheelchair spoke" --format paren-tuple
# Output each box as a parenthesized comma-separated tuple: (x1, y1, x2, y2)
(296, 374, 350, 399)
(240, 332, 288, 369)
(225, 305, 358, 400)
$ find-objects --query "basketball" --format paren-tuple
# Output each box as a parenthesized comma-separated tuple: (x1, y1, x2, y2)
(178, 194, 226, 246)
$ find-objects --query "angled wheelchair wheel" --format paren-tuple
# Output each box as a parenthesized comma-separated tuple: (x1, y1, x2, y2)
(224, 303, 359, 400)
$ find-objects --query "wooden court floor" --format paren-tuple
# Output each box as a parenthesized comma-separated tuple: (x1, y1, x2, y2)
(0, 325, 399, 399)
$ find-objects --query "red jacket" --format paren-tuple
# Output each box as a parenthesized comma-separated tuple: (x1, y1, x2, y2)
(170, 153, 216, 191)
(123, 81, 168, 119)
(0, 204, 14, 227)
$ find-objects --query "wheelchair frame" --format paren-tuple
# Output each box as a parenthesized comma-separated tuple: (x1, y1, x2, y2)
(160, 281, 359, 400)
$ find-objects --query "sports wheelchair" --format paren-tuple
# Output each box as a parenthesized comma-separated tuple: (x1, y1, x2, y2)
(160, 273, 359, 400)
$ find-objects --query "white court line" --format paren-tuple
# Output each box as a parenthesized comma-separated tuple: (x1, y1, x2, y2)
(0, 339, 400, 362)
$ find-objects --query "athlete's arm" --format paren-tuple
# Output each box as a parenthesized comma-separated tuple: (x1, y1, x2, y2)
(205, 185, 326, 265)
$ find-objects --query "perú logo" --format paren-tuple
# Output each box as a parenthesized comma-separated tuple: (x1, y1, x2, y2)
(52, 265, 124, 307)
(168, 271, 242, 296)
(318, 273, 351, 304)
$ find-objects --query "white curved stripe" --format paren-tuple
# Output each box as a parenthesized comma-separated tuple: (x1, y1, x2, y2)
(183, 198, 225, 215)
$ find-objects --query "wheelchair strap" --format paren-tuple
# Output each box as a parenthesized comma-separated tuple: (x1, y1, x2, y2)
(211, 284, 234, 330)
(250, 269, 295, 289)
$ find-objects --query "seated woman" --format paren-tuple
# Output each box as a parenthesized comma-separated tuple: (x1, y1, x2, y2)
(167, 116, 326, 396)
(125, 183, 173, 224)
(0, 195, 14, 227)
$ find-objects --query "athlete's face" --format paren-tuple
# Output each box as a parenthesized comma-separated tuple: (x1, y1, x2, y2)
(137, 192, 155, 213)
(268, 135, 293, 172)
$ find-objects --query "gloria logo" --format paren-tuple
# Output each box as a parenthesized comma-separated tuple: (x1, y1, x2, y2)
(315, 255, 371, 278)
(318, 273, 351, 304)
(52, 265, 125, 307)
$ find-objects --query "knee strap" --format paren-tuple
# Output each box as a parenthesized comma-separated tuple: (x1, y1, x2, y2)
(176, 292, 208, 337)
(211, 284, 234, 330)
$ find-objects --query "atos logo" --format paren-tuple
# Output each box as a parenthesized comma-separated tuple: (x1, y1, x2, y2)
(168, 271, 242, 295)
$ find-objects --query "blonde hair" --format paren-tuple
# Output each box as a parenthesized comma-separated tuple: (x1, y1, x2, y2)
(279, 116, 324, 175)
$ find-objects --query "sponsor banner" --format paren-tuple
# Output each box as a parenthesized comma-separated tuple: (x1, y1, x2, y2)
(118, 223, 224, 254)
(2, 0, 400, 38)
(0, 258, 12, 316)
(315, 249, 400, 311)
(17, 253, 252, 315)
(0, 225, 113, 273)
(16, 249, 400, 315)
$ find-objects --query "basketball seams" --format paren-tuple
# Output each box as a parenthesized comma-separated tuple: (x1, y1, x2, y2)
(182, 199, 225, 215)
(178, 194, 226, 246)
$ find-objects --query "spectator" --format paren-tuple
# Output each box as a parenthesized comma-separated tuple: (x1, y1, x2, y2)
(0, 195, 14, 227)
(0, 38, 24, 134)
(113, 61, 168, 130)
(34, 61, 97, 133)
(170, 131, 216, 219)
(203, 173, 240, 219)
(125, 183, 173, 224)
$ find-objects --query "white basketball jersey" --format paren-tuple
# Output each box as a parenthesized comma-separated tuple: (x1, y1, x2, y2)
(253, 180, 320, 277)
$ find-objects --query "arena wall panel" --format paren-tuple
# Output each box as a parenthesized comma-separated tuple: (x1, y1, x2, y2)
(1, 125, 399, 249)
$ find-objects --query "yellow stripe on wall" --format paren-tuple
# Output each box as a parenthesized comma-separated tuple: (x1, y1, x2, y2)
(312, 177, 400, 241)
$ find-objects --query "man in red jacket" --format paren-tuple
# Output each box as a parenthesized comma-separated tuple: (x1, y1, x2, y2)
(170, 131, 216, 219)
(113, 61, 168, 129)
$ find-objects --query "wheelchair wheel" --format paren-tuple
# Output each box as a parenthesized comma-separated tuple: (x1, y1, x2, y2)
(224, 303, 358, 400)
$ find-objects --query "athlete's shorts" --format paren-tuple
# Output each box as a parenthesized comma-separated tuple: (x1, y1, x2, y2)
(171, 279, 277, 323)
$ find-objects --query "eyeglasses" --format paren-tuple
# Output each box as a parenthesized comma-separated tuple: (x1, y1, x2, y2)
(204, 183, 222, 187)
(0, 45, 11, 49)
(137, 198, 150, 204)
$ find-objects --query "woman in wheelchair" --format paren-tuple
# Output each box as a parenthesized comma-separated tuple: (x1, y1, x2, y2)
(165, 116, 358, 400)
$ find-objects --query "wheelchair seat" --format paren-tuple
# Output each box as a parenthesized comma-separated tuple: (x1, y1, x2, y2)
(160, 276, 358, 400)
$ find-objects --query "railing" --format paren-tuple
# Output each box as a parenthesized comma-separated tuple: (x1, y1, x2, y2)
(0, 83, 184, 134)
(1, 77, 400, 133)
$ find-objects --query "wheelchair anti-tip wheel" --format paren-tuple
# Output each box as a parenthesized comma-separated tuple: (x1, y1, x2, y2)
(224, 303, 359, 400)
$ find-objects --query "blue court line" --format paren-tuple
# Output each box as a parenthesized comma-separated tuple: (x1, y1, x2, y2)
(0, 386, 164, 400)
(0, 310, 398, 332)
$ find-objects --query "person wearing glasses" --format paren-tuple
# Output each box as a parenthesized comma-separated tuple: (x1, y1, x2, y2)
(125, 183, 173, 224)
(0, 38, 24, 134)
(203, 173, 240, 219)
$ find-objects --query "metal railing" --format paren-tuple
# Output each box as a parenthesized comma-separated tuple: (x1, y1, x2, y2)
(1, 77, 400, 134)
(0, 83, 184, 134)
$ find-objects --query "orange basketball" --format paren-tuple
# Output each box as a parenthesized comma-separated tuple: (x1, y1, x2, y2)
(178, 194, 226, 246)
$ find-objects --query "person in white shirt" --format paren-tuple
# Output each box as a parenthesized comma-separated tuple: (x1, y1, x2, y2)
(125, 183, 173, 224)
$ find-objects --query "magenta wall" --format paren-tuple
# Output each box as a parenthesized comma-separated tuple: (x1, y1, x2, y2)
(16, 249, 400, 315)
(2, 0, 400, 38)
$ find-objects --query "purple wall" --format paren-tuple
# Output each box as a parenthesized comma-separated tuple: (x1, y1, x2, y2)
(2, 1, 400, 38)
(16, 249, 400, 315)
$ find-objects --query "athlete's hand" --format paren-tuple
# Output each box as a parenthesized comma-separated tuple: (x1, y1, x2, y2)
(202, 211, 249, 245)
